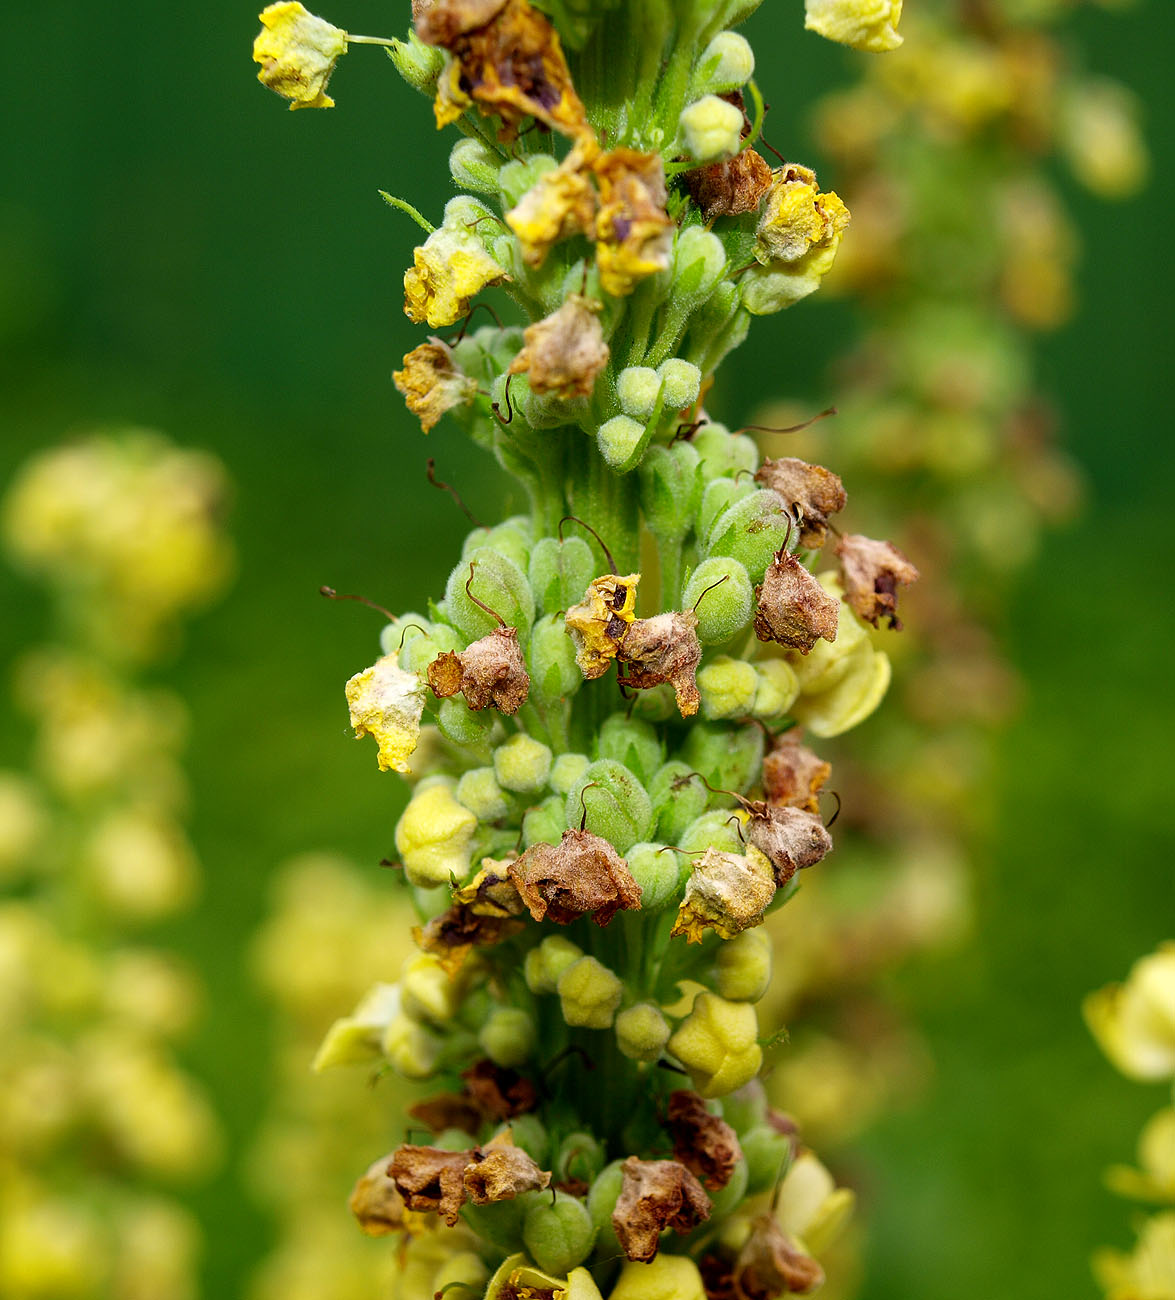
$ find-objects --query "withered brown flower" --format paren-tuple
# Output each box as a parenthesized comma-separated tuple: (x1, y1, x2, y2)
(407, 1092, 485, 1137)
(618, 609, 703, 717)
(462, 1130, 551, 1204)
(507, 828, 642, 926)
(672, 846, 778, 943)
(593, 149, 674, 298)
(835, 533, 920, 630)
(685, 147, 774, 219)
(414, 900, 525, 974)
(665, 1090, 742, 1190)
(427, 626, 530, 714)
(761, 730, 830, 815)
(612, 1156, 712, 1262)
(744, 805, 833, 889)
(393, 339, 478, 434)
(565, 573, 640, 679)
(733, 1213, 824, 1298)
(754, 457, 846, 550)
(508, 294, 609, 400)
(753, 551, 840, 654)
(349, 1153, 407, 1236)
(387, 1144, 474, 1226)
(461, 1059, 540, 1121)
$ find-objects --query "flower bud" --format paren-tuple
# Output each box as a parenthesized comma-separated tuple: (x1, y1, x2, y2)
(437, 695, 496, 747)
(697, 656, 759, 721)
(617, 366, 662, 420)
(752, 659, 800, 719)
(479, 1006, 537, 1067)
(693, 424, 759, 481)
(679, 809, 744, 857)
(705, 490, 795, 585)
(444, 547, 535, 646)
(455, 766, 512, 822)
(550, 751, 591, 794)
(395, 782, 478, 887)
(679, 95, 744, 164)
(691, 31, 755, 96)
(399, 621, 464, 676)
(597, 414, 647, 471)
(529, 536, 595, 617)
(564, 759, 654, 853)
(522, 794, 568, 848)
(698, 476, 754, 544)
(639, 443, 702, 544)
(382, 1012, 444, 1079)
(523, 1191, 596, 1276)
(650, 760, 710, 844)
(681, 557, 753, 644)
(615, 1002, 672, 1062)
(610, 1255, 707, 1300)
(497, 1113, 550, 1166)
(722, 1079, 769, 1134)
(557, 955, 624, 1029)
(388, 31, 445, 94)
(706, 1151, 750, 1218)
(716, 929, 773, 1002)
(450, 136, 503, 195)
(674, 227, 728, 300)
(494, 733, 553, 793)
(668, 991, 763, 1098)
(741, 1123, 793, 1194)
(681, 720, 764, 796)
(597, 712, 663, 785)
(528, 613, 583, 706)
(625, 842, 682, 913)
(555, 1132, 606, 1186)
(657, 357, 703, 411)
(462, 516, 533, 575)
(380, 610, 429, 657)
(401, 952, 466, 1024)
(524, 934, 583, 994)
(587, 1158, 626, 1242)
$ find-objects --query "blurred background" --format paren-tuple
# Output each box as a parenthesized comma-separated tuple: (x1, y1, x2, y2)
(1, 1, 1172, 1297)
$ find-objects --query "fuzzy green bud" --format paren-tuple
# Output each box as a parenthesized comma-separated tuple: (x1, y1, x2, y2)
(399, 620, 464, 677)
(705, 489, 794, 585)
(479, 1006, 537, 1067)
(716, 929, 773, 1002)
(395, 782, 477, 887)
(437, 695, 496, 748)
(741, 1123, 793, 1195)
(753, 659, 800, 719)
(616, 366, 662, 420)
(499, 1113, 550, 1167)
(693, 424, 759, 481)
(586, 1159, 626, 1248)
(524, 934, 583, 994)
(462, 516, 533, 575)
(657, 357, 703, 411)
(455, 766, 511, 822)
(691, 31, 755, 95)
(387, 32, 444, 94)
(681, 557, 753, 644)
(722, 1079, 769, 1134)
(624, 841, 682, 913)
(639, 442, 702, 544)
(380, 610, 429, 658)
(444, 547, 534, 646)
(668, 990, 763, 1098)
(681, 719, 764, 795)
(706, 1153, 750, 1219)
(650, 760, 710, 844)
(565, 759, 654, 853)
(679, 94, 744, 163)
(673, 228, 727, 301)
(615, 1001, 672, 1062)
(550, 752, 591, 795)
(529, 536, 595, 617)
(679, 809, 745, 857)
(449, 136, 502, 195)
(597, 712, 663, 785)
(597, 415, 647, 471)
(555, 1133, 606, 1186)
(528, 613, 582, 706)
(522, 794, 567, 848)
(494, 733, 553, 793)
(557, 955, 624, 1029)
(523, 1192, 596, 1276)
(697, 476, 754, 544)
(697, 655, 759, 720)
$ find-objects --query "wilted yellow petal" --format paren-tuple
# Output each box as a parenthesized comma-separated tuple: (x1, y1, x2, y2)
(345, 655, 426, 773)
(253, 1, 348, 110)
(403, 225, 506, 328)
(804, 0, 903, 53)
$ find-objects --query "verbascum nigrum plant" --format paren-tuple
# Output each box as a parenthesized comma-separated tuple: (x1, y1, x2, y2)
(252, 3, 924, 1294)
(0, 433, 231, 1299)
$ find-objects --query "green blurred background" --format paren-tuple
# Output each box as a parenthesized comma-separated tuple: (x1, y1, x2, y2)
(1, 2, 1172, 1295)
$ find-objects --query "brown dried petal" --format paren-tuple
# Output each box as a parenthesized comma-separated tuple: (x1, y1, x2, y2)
(618, 609, 703, 717)
(407, 1092, 485, 1137)
(387, 1144, 474, 1226)
(701, 1253, 739, 1300)
(509, 294, 609, 400)
(457, 626, 530, 713)
(413, 0, 508, 46)
(665, 1091, 742, 1190)
(463, 1131, 551, 1204)
(427, 650, 465, 699)
(451, 861, 526, 917)
(415, 902, 525, 974)
(507, 827, 642, 926)
(734, 1214, 824, 1299)
(349, 1153, 407, 1236)
(685, 148, 774, 220)
(672, 846, 777, 943)
(612, 1156, 712, 1263)
(393, 340, 479, 434)
(835, 533, 919, 630)
(762, 730, 830, 814)
(462, 1059, 539, 1121)
(592, 148, 675, 297)
(754, 458, 846, 550)
(753, 552, 839, 654)
(746, 806, 832, 889)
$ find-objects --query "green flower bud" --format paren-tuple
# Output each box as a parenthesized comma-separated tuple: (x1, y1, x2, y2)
(529, 536, 595, 617)
(462, 516, 533, 575)
(564, 759, 654, 853)
(550, 752, 591, 795)
(706, 1152, 749, 1218)
(680, 719, 764, 794)
(631, 682, 679, 723)
(650, 760, 710, 845)
(395, 782, 478, 887)
(597, 414, 647, 471)
(452, 324, 526, 384)
(498, 154, 559, 210)
(679, 809, 744, 857)
(444, 546, 534, 646)
(657, 357, 703, 411)
(741, 1123, 793, 1195)
(721, 1079, 769, 1134)
(387, 32, 444, 94)
(524, 934, 583, 994)
(497, 1113, 550, 1166)
(522, 794, 567, 847)
(705, 489, 794, 585)
(697, 476, 754, 544)
(523, 1192, 596, 1276)
(528, 613, 582, 706)
(681, 557, 753, 644)
(557, 955, 624, 1029)
(616, 366, 662, 420)
(449, 136, 502, 195)
(673, 228, 727, 301)
(716, 929, 773, 1002)
(693, 424, 759, 481)
(597, 712, 663, 785)
(639, 443, 702, 544)
(697, 655, 759, 720)
(679, 94, 744, 163)
(399, 621, 464, 677)
(691, 31, 755, 95)
(752, 659, 800, 720)
(380, 610, 429, 658)
(437, 695, 496, 748)
(625, 841, 682, 913)
(494, 733, 553, 793)
(455, 766, 511, 822)
(555, 1133, 606, 1186)
(479, 1006, 537, 1067)
(668, 990, 763, 1098)
(586, 1159, 626, 1246)
(615, 1001, 672, 1061)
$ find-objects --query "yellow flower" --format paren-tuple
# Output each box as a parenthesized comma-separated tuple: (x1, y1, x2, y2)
(394, 340, 479, 433)
(345, 655, 426, 774)
(672, 846, 777, 943)
(394, 782, 478, 888)
(1105, 1108, 1175, 1204)
(557, 955, 624, 1029)
(253, 2, 348, 111)
(608, 1253, 706, 1300)
(564, 573, 640, 680)
(592, 150, 674, 298)
(403, 225, 506, 329)
(1085, 944, 1175, 1082)
(506, 153, 597, 268)
(483, 1254, 603, 1300)
(804, 0, 903, 53)
(776, 1150, 855, 1255)
(668, 990, 762, 1098)
(1093, 1212, 1175, 1300)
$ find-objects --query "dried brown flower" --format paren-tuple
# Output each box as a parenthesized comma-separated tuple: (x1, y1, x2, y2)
(414, 901, 525, 974)
(733, 1214, 824, 1298)
(665, 1091, 742, 1190)
(387, 1144, 474, 1226)
(427, 625, 530, 714)
(754, 457, 846, 550)
(349, 1153, 407, 1236)
(685, 148, 774, 219)
(618, 609, 703, 716)
(412, 0, 507, 46)
(672, 846, 778, 943)
(835, 533, 919, 630)
(407, 1092, 485, 1137)
(745, 805, 833, 889)
(508, 828, 642, 926)
(393, 339, 478, 434)
(463, 1131, 551, 1204)
(451, 861, 526, 916)
(461, 1059, 539, 1121)
(565, 572, 640, 679)
(592, 149, 675, 297)
(612, 1156, 712, 1262)
(762, 730, 830, 814)
(509, 294, 610, 399)
(506, 151, 598, 267)
(753, 551, 840, 654)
